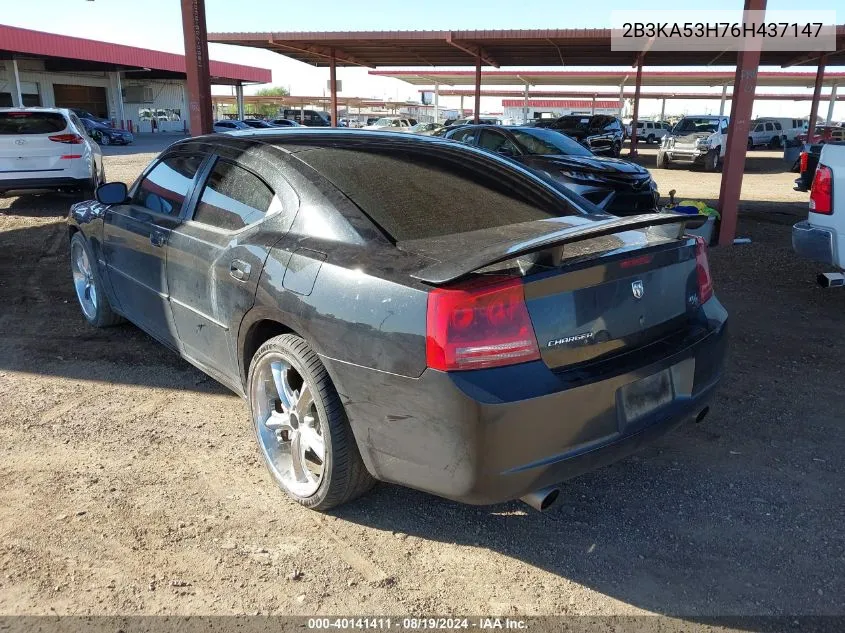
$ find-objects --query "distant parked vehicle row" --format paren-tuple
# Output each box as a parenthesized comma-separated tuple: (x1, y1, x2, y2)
(443, 124, 659, 215)
(363, 116, 418, 130)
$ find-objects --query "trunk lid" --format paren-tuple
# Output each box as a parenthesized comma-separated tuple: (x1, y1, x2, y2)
(401, 213, 705, 370)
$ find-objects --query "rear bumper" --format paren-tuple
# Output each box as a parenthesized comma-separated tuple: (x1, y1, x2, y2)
(0, 176, 89, 193)
(323, 300, 728, 505)
(792, 220, 838, 268)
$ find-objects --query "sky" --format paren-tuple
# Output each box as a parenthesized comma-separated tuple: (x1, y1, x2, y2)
(3, 0, 843, 120)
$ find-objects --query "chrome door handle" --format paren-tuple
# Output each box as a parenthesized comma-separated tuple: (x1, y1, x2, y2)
(230, 259, 251, 281)
(150, 230, 166, 247)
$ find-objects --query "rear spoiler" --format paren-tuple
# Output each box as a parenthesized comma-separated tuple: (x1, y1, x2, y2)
(411, 213, 705, 285)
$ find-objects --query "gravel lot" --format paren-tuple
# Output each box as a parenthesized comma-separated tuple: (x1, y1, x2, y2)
(0, 138, 843, 622)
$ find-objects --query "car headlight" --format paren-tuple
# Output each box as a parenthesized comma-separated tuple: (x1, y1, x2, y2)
(561, 170, 605, 183)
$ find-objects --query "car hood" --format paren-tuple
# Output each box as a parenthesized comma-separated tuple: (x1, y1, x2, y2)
(517, 153, 649, 176)
(668, 131, 714, 144)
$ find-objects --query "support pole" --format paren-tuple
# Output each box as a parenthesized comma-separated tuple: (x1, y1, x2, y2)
(591, 95, 596, 116)
(523, 84, 529, 124)
(628, 58, 643, 158)
(719, 85, 728, 116)
(329, 49, 338, 128)
(807, 56, 826, 144)
(434, 83, 440, 123)
(825, 83, 837, 125)
(180, 0, 212, 136)
(460, 95, 464, 115)
(474, 54, 481, 124)
(11, 59, 23, 108)
(716, 0, 767, 246)
(660, 98, 666, 121)
(115, 72, 125, 129)
(618, 85, 624, 118)
(236, 83, 245, 120)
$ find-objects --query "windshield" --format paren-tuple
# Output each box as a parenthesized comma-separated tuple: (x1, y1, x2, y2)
(673, 118, 720, 134)
(510, 128, 593, 157)
(554, 116, 591, 132)
(372, 118, 394, 126)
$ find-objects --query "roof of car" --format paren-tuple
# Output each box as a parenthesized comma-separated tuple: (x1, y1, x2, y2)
(0, 107, 70, 114)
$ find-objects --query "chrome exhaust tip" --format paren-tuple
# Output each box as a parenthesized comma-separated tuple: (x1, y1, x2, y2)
(520, 486, 561, 512)
(817, 272, 845, 288)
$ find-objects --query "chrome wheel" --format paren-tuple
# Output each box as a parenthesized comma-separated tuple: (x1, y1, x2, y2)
(251, 355, 325, 497)
(71, 239, 97, 320)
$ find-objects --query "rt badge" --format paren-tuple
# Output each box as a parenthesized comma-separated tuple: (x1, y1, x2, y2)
(632, 280, 644, 300)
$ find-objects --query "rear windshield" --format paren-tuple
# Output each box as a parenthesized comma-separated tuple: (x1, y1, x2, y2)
(294, 145, 579, 241)
(0, 112, 68, 135)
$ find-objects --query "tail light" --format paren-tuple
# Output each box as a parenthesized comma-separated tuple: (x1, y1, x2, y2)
(693, 236, 713, 304)
(799, 152, 809, 173)
(48, 133, 84, 144)
(426, 277, 540, 371)
(809, 165, 833, 215)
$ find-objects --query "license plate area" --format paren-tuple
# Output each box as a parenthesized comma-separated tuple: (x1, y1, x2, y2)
(617, 368, 674, 425)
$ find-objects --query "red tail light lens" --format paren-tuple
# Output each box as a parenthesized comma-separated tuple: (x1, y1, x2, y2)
(809, 165, 833, 215)
(799, 152, 809, 173)
(48, 133, 84, 144)
(693, 236, 713, 304)
(426, 277, 540, 371)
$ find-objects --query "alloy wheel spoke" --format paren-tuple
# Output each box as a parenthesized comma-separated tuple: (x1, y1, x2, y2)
(299, 424, 325, 462)
(270, 361, 295, 410)
(289, 431, 308, 482)
(294, 383, 313, 422)
(264, 411, 294, 434)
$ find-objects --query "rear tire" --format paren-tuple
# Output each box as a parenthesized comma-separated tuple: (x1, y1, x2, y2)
(70, 232, 124, 327)
(248, 334, 376, 511)
(100, 134, 111, 146)
(646, 134, 655, 145)
(747, 137, 754, 150)
(769, 136, 781, 149)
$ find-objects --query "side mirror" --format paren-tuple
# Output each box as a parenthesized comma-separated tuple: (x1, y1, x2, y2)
(96, 182, 128, 205)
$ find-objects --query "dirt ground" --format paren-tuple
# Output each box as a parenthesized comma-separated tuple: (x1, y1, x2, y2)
(0, 141, 843, 622)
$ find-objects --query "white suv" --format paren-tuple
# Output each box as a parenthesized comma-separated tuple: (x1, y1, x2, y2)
(0, 107, 104, 197)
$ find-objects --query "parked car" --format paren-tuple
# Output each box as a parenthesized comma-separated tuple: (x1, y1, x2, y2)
(363, 117, 417, 130)
(80, 117, 134, 146)
(797, 125, 845, 144)
(443, 125, 659, 215)
(242, 119, 276, 129)
(0, 107, 104, 197)
(657, 115, 729, 171)
(282, 109, 331, 127)
(213, 119, 251, 133)
(630, 120, 671, 144)
(409, 122, 444, 136)
(448, 116, 511, 127)
(269, 118, 302, 128)
(70, 108, 111, 127)
(792, 142, 845, 288)
(748, 119, 786, 149)
(757, 117, 808, 143)
(68, 130, 726, 511)
(534, 115, 625, 157)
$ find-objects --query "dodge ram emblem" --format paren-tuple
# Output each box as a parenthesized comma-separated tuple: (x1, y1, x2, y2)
(632, 280, 644, 300)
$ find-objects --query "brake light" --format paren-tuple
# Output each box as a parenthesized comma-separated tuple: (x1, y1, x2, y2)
(799, 151, 809, 173)
(426, 277, 540, 371)
(48, 133, 84, 144)
(809, 165, 833, 215)
(60, 154, 82, 159)
(693, 236, 713, 304)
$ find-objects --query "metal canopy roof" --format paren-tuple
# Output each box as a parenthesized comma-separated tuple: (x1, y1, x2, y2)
(0, 25, 271, 85)
(208, 28, 845, 68)
(429, 88, 835, 101)
(371, 69, 845, 88)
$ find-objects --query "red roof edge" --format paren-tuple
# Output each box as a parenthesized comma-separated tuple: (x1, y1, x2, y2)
(503, 99, 620, 108)
(0, 24, 270, 84)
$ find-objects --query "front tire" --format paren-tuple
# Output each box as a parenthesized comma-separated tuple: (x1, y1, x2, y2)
(70, 233, 123, 327)
(704, 148, 720, 172)
(657, 151, 670, 169)
(99, 134, 111, 146)
(612, 141, 622, 157)
(248, 334, 375, 510)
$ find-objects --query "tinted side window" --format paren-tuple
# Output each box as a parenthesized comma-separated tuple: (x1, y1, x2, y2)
(192, 160, 274, 231)
(765, 123, 774, 131)
(134, 155, 203, 216)
(448, 128, 478, 144)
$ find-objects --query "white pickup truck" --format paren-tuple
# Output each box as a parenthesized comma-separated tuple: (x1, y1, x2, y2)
(792, 143, 845, 287)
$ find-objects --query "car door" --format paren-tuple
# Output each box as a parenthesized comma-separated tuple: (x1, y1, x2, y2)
(165, 156, 297, 383)
(102, 153, 206, 347)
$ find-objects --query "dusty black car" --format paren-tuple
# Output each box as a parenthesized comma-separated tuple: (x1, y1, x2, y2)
(534, 115, 625, 157)
(444, 125, 659, 215)
(67, 130, 727, 511)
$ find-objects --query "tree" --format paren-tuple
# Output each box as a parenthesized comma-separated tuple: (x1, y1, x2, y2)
(251, 86, 290, 117)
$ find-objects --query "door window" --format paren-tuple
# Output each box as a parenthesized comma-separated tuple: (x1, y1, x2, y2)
(478, 129, 518, 155)
(133, 155, 204, 216)
(192, 160, 275, 231)
(754, 124, 764, 132)
(448, 127, 478, 144)
(765, 122, 774, 132)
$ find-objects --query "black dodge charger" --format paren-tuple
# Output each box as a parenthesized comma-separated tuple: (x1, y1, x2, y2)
(444, 125, 659, 216)
(67, 129, 727, 511)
